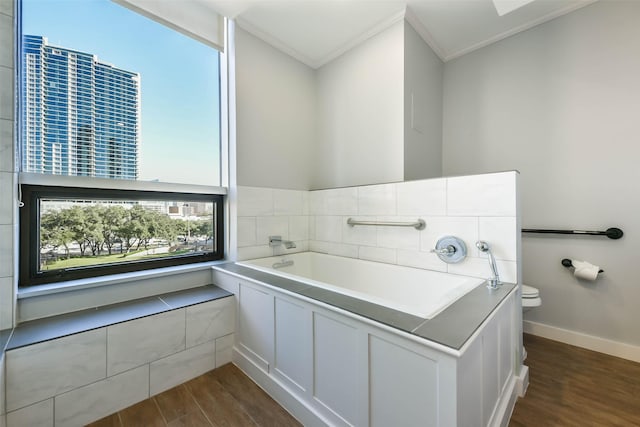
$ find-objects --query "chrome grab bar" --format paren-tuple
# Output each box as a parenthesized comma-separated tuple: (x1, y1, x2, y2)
(346, 218, 426, 231)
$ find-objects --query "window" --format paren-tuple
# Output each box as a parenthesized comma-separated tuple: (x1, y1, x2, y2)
(19, 0, 226, 287)
(20, 185, 224, 286)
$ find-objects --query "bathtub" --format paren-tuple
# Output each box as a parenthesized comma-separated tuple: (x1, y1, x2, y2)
(237, 251, 484, 319)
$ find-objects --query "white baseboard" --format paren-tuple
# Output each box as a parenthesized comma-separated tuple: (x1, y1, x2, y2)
(515, 365, 529, 397)
(523, 320, 640, 363)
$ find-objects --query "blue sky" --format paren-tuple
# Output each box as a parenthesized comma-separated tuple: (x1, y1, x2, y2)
(23, 0, 221, 186)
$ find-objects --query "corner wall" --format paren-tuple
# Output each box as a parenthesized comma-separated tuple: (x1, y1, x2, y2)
(442, 1, 640, 358)
(234, 27, 316, 191)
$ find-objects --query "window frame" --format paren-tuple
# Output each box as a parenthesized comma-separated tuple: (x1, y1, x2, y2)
(19, 183, 225, 287)
(16, 1, 230, 291)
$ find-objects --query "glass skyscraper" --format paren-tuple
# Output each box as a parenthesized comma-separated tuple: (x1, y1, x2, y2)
(22, 35, 140, 179)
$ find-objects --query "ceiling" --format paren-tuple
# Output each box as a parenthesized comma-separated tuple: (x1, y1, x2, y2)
(207, 0, 596, 68)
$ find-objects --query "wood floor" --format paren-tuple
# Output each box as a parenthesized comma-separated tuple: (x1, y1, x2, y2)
(87, 363, 301, 427)
(510, 334, 640, 426)
(89, 334, 640, 426)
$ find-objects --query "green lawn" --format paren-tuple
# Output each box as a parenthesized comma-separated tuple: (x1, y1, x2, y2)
(42, 248, 179, 270)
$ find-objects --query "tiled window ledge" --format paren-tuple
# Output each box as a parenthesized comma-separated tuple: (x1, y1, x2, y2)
(5, 285, 232, 351)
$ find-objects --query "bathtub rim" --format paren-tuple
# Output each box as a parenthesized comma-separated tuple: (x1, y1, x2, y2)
(236, 251, 486, 319)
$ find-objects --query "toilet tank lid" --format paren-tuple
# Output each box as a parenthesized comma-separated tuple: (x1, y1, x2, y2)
(522, 284, 539, 298)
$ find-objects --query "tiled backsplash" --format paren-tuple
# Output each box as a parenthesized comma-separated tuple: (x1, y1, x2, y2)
(237, 171, 519, 284)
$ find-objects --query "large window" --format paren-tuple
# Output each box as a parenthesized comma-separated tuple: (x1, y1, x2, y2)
(19, 0, 226, 287)
(20, 185, 224, 286)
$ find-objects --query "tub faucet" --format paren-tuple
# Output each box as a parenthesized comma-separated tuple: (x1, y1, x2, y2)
(269, 236, 296, 249)
(476, 241, 501, 289)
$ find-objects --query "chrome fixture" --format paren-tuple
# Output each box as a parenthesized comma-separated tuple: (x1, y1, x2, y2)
(272, 259, 294, 269)
(431, 236, 467, 264)
(347, 218, 426, 231)
(269, 236, 297, 249)
(476, 240, 501, 289)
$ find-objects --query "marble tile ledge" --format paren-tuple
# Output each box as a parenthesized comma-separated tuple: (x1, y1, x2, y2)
(4, 285, 232, 351)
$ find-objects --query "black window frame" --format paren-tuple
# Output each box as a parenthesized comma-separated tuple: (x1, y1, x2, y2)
(20, 184, 224, 287)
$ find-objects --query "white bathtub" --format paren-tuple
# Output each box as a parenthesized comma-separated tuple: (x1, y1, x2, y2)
(237, 252, 485, 319)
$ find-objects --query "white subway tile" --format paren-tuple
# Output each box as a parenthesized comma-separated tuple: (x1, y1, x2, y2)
(397, 179, 446, 216)
(215, 333, 234, 367)
(0, 14, 12, 69)
(273, 189, 305, 215)
(326, 187, 358, 215)
(358, 184, 396, 216)
(343, 216, 377, 246)
(396, 250, 446, 272)
(107, 309, 185, 376)
(301, 191, 309, 215)
(479, 217, 517, 261)
(186, 298, 235, 348)
(237, 186, 273, 216)
(6, 329, 107, 412)
(7, 399, 52, 427)
(309, 190, 327, 215)
(0, 67, 13, 121)
(150, 341, 215, 396)
(0, 276, 12, 330)
(309, 240, 329, 253)
(447, 172, 517, 217)
(0, 172, 13, 225)
(54, 365, 149, 427)
(256, 216, 289, 243)
(237, 217, 257, 247)
(0, 224, 13, 277)
(314, 216, 342, 242)
(0, 0, 13, 17)
(358, 246, 396, 264)
(289, 216, 309, 241)
(447, 257, 491, 279)
(376, 216, 420, 250)
(496, 260, 517, 284)
(420, 217, 479, 257)
(0, 119, 14, 173)
(237, 245, 272, 261)
(327, 243, 358, 259)
(308, 216, 316, 240)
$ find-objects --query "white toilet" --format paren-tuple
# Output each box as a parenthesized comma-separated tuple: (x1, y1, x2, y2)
(521, 284, 541, 361)
(522, 284, 541, 309)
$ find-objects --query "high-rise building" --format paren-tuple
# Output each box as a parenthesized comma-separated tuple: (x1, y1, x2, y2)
(22, 35, 140, 179)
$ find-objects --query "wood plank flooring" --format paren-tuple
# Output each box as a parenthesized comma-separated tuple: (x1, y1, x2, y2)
(87, 364, 302, 427)
(89, 333, 640, 426)
(510, 334, 640, 426)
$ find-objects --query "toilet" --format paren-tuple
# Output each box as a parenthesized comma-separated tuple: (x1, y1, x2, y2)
(521, 284, 541, 361)
(522, 284, 541, 309)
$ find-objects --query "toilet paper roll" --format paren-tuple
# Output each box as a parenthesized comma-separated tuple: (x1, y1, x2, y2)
(572, 260, 600, 281)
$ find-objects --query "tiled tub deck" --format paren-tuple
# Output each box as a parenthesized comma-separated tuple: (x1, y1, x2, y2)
(0, 285, 234, 426)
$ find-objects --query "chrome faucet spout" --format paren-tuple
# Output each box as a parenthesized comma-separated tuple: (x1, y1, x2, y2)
(476, 241, 501, 289)
(269, 236, 296, 249)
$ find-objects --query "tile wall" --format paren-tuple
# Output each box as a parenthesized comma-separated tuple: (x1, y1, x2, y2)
(237, 171, 518, 284)
(3, 298, 235, 426)
(0, 1, 15, 425)
(0, 0, 16, 334)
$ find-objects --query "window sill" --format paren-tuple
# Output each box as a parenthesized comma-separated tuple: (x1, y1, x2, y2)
(18, 260, 230, 300)
(7, 284, 233, 351)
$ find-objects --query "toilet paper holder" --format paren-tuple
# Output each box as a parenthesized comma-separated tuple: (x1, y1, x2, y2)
(561, 258, 604, 273)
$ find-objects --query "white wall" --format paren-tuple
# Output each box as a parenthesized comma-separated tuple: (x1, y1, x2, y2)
(443, 1, 640, 353)
(404, 21, 443, 181)
(314, 20, 404, 189)
(235, 27, 316, 190)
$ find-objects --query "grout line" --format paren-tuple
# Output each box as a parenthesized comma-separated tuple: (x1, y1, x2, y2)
(184, 380, 216, 427)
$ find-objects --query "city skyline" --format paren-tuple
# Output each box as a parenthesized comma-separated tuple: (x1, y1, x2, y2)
(22, 34, 140, 179)
(22, 0, 221, 186)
